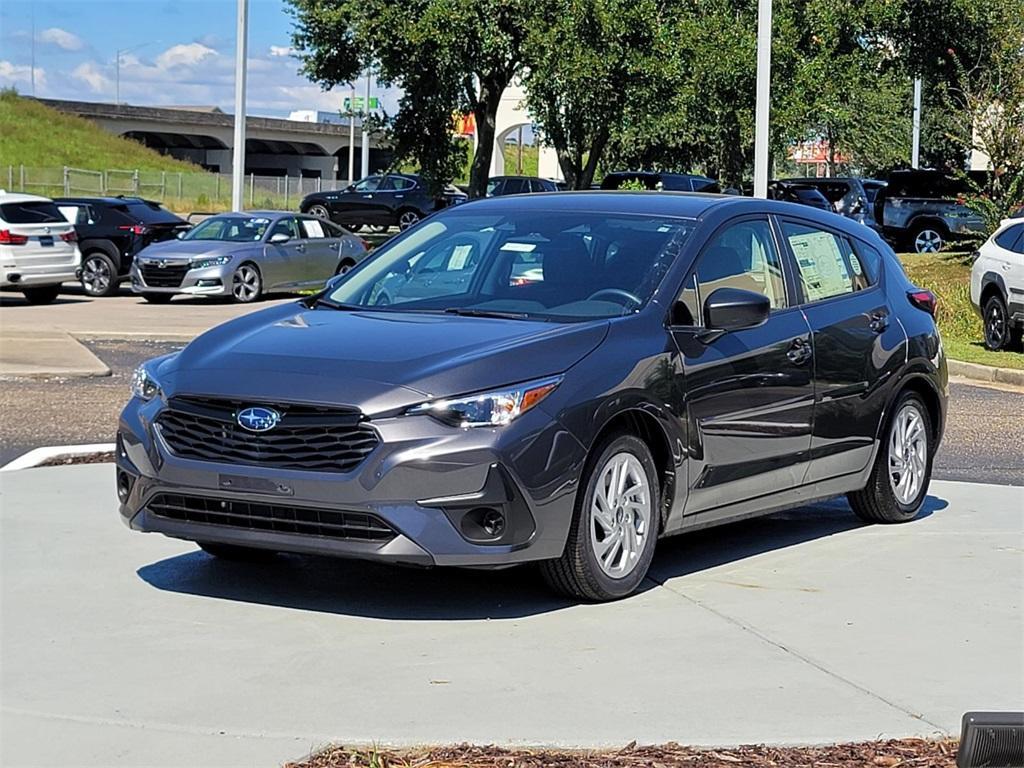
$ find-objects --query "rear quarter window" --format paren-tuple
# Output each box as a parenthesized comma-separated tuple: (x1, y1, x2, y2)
(124, 202, 183, 225)
(1, 201, 65, 224)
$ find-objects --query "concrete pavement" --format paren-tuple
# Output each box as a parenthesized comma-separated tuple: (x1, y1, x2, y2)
(1, 464, 1021, 767)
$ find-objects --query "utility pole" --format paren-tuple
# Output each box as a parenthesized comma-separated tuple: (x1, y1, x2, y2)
(752, 0, 773, 198)
(348, 84, 356, 184)
(911, 77, 922, 169)
(231, 0, 249, 211)
(115, 42, 154, 105)
(360, 70, 371, 178)
(30, 6, 36, 96)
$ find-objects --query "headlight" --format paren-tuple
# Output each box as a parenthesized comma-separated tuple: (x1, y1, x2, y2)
(190, 255, 232, 270)
(408, 376, 561, 428)
(130, 364, 162, 401)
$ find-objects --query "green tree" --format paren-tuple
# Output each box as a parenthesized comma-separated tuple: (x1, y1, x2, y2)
(289, 0, 529, 196)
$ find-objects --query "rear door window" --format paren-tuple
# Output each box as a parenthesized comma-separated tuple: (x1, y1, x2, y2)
(1, 201, 65, 224)
(994, 224, 1024, 251)
(299, 218, 327, 239)
(782, 221, 873, 302)
(58, 204, 91, 225)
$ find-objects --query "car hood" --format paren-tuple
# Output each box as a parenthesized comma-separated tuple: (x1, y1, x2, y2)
(137, 240, 256, 260)
(159, 302, 609, 414)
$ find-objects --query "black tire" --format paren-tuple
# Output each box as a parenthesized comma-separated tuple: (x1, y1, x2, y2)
(982, 292, 1012, 351)
(848, 391, 933, 524)
(397, 209, 421, 231)
(198, 542, 277, 562)
(307, 203, 331, 221)
(909, 222, 948, 254)
(21, 285, 61, 304)
(81, 251, 120, 297)
(540, 433, 660, 601)
(336, 259, 356, 276)
(142, 292, 173, 304)
(230, 262, 263, 304)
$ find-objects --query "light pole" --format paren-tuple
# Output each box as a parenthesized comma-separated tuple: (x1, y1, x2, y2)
(911, 77, 922, 169)
(231, 0, 249, 211)
(752, 0, 773, 198)
(115, 42, 154, 105)
(348, 84, 356, 184)
(360, 69, 371, 178)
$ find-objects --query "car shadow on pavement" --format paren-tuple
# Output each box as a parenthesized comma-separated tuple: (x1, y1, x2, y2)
(137, 495, 948, 621)
(0, 294, 91, 307)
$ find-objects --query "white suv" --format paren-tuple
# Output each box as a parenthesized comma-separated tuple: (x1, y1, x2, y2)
(0, 192, 82, 304)
(971, 217, 1024, 351)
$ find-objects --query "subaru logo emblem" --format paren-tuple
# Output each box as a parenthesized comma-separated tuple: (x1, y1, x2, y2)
(236, 406, 281, 432)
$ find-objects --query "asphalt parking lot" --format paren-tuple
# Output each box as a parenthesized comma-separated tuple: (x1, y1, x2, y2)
(1, 465, 1021, 766)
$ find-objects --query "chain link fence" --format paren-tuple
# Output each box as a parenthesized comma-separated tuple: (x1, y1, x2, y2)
(3, 165, 340, 214)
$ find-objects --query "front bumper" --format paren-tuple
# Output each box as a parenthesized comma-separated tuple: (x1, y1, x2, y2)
(116, 395, 586, 567)
(130, 263, 233, 296)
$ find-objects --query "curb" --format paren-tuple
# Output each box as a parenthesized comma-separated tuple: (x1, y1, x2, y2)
(948, 359, 1024, 387)
(0, 443, 116, 472)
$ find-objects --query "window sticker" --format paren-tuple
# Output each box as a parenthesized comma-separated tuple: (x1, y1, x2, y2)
(788, 231, 851, 300)
(448, 244, 473, 270)
(301, 219, 325, 238)
(500, 241, 536, 252)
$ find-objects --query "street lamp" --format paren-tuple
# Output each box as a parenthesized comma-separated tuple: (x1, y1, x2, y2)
(231, 0, 249, 211)
(115, 42, 155, 105)
(752, 0, 773, 198)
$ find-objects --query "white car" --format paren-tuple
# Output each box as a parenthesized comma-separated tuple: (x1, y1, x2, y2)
(971, 217, 1024, 350)
(0, 192, 82, 304)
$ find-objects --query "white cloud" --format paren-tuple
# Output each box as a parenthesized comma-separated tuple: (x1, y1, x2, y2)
(39, 27, 84, 52)
(0, 60, 46, 88)
(269, 45, 295, 58)
(155, 43, 217, 70)
(72, 62, 111, 93)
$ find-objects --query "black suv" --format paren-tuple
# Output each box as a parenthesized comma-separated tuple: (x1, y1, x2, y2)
(486, 176, 561, 196)
(54, 197, 189, 297)
(600, 171, 718, 192)
(779, 177, 883, 232)
(300, 174, 468, 232)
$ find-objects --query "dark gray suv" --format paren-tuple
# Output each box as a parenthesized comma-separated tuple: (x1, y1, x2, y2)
(118, 192, 947, 601)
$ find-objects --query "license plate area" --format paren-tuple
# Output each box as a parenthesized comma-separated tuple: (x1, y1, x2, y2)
(38, 236, 54, 247)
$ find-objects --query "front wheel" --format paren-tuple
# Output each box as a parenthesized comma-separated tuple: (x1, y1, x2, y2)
(910, 224, 947, 253)
(848, 391, 932, 523)
(307, 204, 331, 220)
(231, 262, 262, 303)
(21, 285, 61, 304)
(540, 434, 659, 601)
(397, 209, 421, 231)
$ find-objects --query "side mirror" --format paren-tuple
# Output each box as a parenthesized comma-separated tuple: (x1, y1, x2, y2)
(269, 232, 290, 244)
(325, 273, 346, 292)
(703, 287, 770, 335)
(176, 230, 186, 240)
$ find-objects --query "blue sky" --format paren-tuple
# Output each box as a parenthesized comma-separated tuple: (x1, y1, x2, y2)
(0, 0, 392, 118)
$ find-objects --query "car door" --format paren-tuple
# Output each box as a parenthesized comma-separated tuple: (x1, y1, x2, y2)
(670, 216, 815, 514)
(262, 216, 307, 289)
(776, 217, 906, 482)
(331, 176, 383, 226)
(297, 215, 342, 283)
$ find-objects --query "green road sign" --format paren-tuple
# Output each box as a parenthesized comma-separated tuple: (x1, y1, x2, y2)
(343, 96, 380, 112)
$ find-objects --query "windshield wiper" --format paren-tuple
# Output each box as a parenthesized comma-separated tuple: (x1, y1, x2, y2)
(443, 307, 533, 320)
(311, 297, 370, 310)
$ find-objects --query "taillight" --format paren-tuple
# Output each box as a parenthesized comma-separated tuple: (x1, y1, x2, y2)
(360, 238, 371, 251)
(118, 224, 146, 235)
(0, 229, 28, 245)
(61, 230, 77, 243)
(908, 289, 937, 316)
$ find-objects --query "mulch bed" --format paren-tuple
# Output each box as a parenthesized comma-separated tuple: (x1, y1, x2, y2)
(288, 739, 958, 768)
(37, 451, 116, 467)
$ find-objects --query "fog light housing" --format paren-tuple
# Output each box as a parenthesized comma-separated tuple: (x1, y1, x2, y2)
(957, 711, 1024, 768)
(116, 470, 133, 503)
(196, 279, 222, 287)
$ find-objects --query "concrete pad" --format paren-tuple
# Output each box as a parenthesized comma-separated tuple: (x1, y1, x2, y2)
(1, 465, 1021, 767)
(0, 330, 110, 378)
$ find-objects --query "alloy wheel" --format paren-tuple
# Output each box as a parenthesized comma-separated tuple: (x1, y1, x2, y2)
(590, 452, 652, 579)
(309, 204, 330, 219)
(913, 229, 943, 253)
(398, 211, 420, 230)
(888, 402, 928, 505)
(985, 299, 1007, 349)
(232, 264, 261, 302)
(82, 256, 112, 296)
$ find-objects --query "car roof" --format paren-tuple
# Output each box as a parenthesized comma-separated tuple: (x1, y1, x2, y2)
(53, 196, 154, 205)
(0, 192, 56, 204)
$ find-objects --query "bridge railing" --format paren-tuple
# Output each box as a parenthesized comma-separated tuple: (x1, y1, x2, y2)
(3, 165, 348, 214)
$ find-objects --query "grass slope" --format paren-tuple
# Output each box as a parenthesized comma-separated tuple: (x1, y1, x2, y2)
(900, 252, 1024, 370)
(0, 91, 199, 172)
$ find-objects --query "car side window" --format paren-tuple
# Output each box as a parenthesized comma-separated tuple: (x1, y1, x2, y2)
(299, 217, 327, 239)
(505, 178, 528, 195)
(994, 224, 1024, 251)
(389, 176, 416, 191)
(782, 221, 871, 302)
(58, 205, 89, 225)
(680, 218, 787, 324)
(353, 177, 382, 193)
(269, 217, 300, 240)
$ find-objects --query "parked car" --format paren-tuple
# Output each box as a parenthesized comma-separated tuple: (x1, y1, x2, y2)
(129, 211, 368, 304)
(767, 181, 833, 211)
(873, 169, 986, 253)
(600, 171, 718, 192)
(971, 217, 1024, 351)
(300, 174, 468, 232)
(486, 176, 561, 196)
(118, 192, 947, 601)
(778, 177, 883, 232)
(0, 192, 80, 304)
(54, 196, 190, 297)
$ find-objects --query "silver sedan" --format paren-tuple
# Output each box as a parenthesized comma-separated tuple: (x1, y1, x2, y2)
(129, 211, 369, 303)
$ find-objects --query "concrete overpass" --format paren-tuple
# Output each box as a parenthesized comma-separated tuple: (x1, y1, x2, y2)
(37, 98, 390, 180)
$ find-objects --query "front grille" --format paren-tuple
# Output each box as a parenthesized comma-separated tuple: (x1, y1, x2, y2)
(156, 396, 379, 473)
(141, 262, 189, 287)
(147, 492, 395, 542)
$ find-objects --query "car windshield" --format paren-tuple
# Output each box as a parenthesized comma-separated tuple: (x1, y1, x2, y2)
(183, 215, 271, 242)
(324, 209, 694, 322)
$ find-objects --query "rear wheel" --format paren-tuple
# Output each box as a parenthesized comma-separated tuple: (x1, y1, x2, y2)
(336, 259, 356, 276)
(983, 293, 1011, 351)
(231, 262, 262, 303)
(21, 285, 61, 304)
(540, 434, 659, 601)
(910, 223, 947, 253)
(142, 292, 173, 304)
(81, 252, 120, 297)
(198, 542, 277, 562)
(848, 391, 932, 524)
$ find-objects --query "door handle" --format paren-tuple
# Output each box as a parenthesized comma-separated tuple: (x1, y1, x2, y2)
(869, 311, 889, 333)
(362, 194, 373, 199)
(786, 338, 812, 365)
(295, 244, 306, 252)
